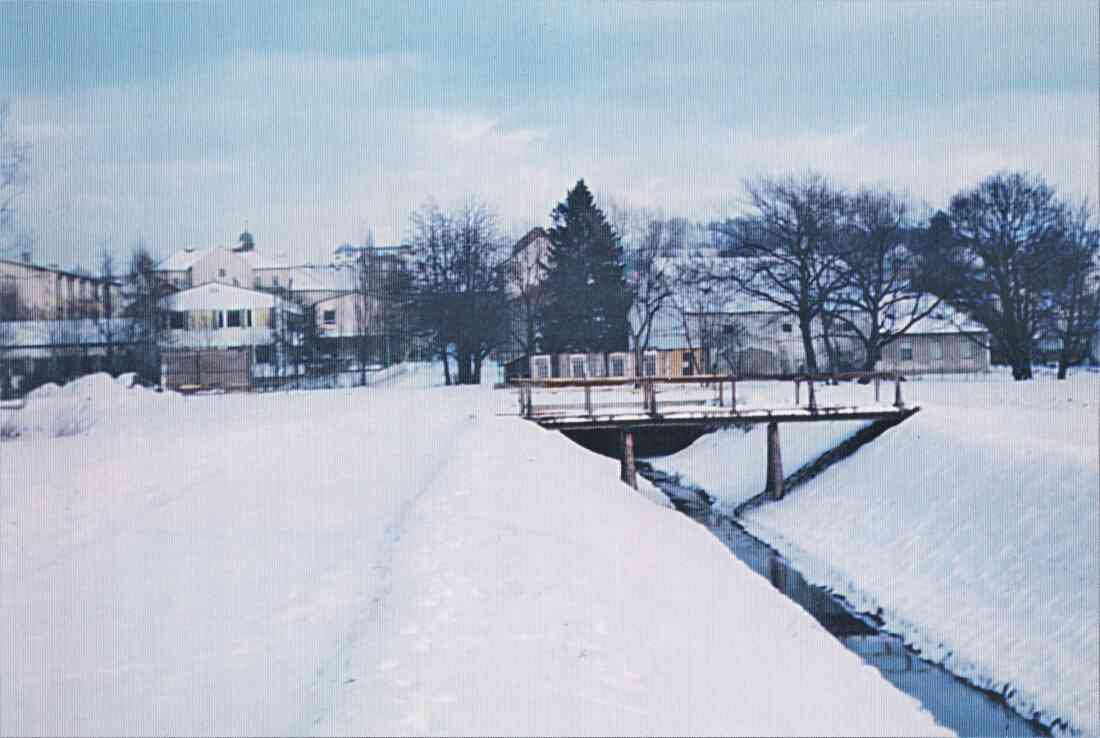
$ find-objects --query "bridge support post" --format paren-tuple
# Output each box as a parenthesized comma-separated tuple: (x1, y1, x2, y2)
(765, 421, 784, 500)
(620, 429, 637, 489)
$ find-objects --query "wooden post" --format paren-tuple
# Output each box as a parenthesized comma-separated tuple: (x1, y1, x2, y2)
(765, 422, 784, 500)
(794, 379, 801, 406)
(523, 385, 533, 418)
(718, 380, 724, 407)
(807, 378, 817, 411)
(894, 373, 904, 408)
(730, 379, 737, 410)
(620, 429, 637, 489)
(874, 375, 881, 403)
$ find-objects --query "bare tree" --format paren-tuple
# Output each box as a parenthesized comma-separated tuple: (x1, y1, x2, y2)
(0, 101, 30, 251)
(624, 212, 677, 377)
(711, 172, 848, 373)
(922, 172, 1067, 380)
(352, 230, 378, 386)
(668, 255, 739, 374)
(123, 243, 164, 384)
(408, 199, 508, 385)
(92, 247, 122, 373)
(1049, 202, 1100, 379)
(829, 188, 942, 371)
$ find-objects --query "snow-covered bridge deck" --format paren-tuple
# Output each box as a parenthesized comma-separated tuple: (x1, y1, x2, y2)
(511, 373, 920, 499)
(511, 372, 919, 430)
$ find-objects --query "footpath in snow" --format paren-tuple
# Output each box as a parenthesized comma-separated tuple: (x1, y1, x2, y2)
(1, 366, 950, 736)
(650, 371, 1099, 736)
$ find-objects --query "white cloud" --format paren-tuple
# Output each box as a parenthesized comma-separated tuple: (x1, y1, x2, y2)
(9, 46, 1096, 272)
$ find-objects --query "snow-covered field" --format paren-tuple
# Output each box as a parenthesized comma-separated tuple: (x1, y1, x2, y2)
(650, 370, 1099, 736)
(0, 365, 952, 736)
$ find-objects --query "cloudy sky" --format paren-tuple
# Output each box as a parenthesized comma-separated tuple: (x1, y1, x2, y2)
(2, 1, 1097, 268)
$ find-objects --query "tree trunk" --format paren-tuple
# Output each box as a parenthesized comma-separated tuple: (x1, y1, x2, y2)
(798, 316, 819, 374)
(441, 351, 452, 385)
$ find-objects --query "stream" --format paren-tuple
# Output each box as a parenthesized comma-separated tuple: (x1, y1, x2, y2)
(638, 462, 1051, 738)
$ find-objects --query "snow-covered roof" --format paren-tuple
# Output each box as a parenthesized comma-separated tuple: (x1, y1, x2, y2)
(158, 283, 301, 313)
(158, 247, 287, 272)
(0, 318, 138, 348)
(282, 266, 358, 292)
(240, 250, 287, 269)
(157, 248, 214, 271)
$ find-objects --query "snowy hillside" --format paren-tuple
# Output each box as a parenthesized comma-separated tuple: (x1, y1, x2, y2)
(1, 366, 950, 736)
(652, 371, 1099, 736)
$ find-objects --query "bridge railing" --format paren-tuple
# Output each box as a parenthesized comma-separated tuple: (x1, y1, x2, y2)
(509, 371, 907, 419)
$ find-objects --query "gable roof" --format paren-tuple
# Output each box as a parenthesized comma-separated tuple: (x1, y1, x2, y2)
(158, 282, 301, 313)
(511, 227, 548, 258)
(158, 247, 286, 272)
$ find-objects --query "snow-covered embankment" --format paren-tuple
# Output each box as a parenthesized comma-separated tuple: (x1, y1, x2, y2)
(2, 369, 952, 736)
(651, 374, 1099, 736)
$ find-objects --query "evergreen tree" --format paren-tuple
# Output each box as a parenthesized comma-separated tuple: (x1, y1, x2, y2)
(541, 180, 630, 353)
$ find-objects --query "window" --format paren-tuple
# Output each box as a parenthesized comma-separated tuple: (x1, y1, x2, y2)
(570, 355, 587, 378)
(930, 339, 943, 361)
(899, 341, 913, 362)
(169, 311, 186, 329)
(962, 339, 977, 359)
(323, 309, 337, 326)
(531, 355, 551, 379)
(781, 323, 793, 333)
(682, 351, 694, 376)
(215, 310, 225, 329)
(273, 276, 280, 287)
(255, 345, 273, 364)
(609, 354, 626, 377)
(227, 310, 244, 328)
(643, 352, 658, 377)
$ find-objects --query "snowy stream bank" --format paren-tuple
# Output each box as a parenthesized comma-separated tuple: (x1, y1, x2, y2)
(647, 373, 1099, 737)
(639, 463, 1048, 737)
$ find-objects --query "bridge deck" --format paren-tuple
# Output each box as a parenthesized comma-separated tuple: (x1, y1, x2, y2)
(511, 372, 918, 430)
(530, 404, 918, 430)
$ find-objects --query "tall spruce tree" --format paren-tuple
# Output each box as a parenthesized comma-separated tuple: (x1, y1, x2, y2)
(541, 180, 630, 353)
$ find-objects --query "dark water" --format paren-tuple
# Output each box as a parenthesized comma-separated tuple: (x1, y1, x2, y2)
(639, 464, 1051, 738)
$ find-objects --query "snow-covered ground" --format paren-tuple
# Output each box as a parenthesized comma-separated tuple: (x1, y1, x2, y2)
(0, 365, 952, 736)
(650, 370, 1099, 736)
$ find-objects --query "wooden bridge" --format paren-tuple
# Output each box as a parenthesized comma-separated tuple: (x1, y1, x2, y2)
(510, 372, 919, 501)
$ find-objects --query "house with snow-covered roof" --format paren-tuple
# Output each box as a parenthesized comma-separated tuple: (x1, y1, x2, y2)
(873, 299, 990, 374)
(157, 283, 303, 389)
